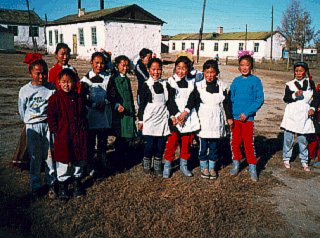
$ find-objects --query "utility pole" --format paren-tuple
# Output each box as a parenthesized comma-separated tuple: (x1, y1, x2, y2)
(26, 0, 37, 52)
(270, 5, 274, 64)
(197, 0, 206, 63)
(245, 24, 247, 50)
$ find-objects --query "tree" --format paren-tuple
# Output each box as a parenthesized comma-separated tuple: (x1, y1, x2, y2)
(279, 0, 316, 61)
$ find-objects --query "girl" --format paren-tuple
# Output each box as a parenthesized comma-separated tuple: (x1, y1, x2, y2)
(48, 43, 80, 92)
(47, 69, 88, 200)
(18, 53, 56, 198)
(107, 55, 137, 167)
(229, 54, 264, 181)
(81, 52, 112, 176)
(280, 62, 317, 172)
(162, 56, 200, 178)
(185, 59, 232, 179)
(138, 58, 177, 176)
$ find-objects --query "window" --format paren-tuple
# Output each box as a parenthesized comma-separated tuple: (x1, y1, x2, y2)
(49, 30, 52, 45)
(214, 43, 218, 51)
(7, 25, 18, 36)
(29, 27, 39, 37)
(91, 27, 97, 46)
(182, 42, 185, 50)
(60, 34, 64, 43)
(172, 42, 175, 51)
(54, 30, 58, 44)
(200, 42, 204, 51)
(191, 43, 194, 49)
(79, 28, 84, 46)
(223, 43, 228, 51)
(254, 43, 259, 52)
(239, 43, 244, 51)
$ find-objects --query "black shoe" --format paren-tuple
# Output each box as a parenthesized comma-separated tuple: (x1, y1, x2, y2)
(73, 179, 84, 198)
(58, 182, 69, 201)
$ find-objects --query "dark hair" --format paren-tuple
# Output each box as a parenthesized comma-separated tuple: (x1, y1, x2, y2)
(239, 55, 254, 69)
(114, 55, 130, 66)
(139, 48, 153, 59)
(294, 61, 310, 78)
(203, 59, 220, 74)
(55, 43, 71, 55)
(58, 68, 77, 83)
(175, 56, 192, 72)
(91, 52, 106, 63)
(147, 58, 163, 69)
(29, 59, 48, 74)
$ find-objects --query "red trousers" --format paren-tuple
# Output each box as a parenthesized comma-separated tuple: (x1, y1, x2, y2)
(308, 134, 320, 161)
(164, 132, 194, 162)
(230, 120, 257, 164)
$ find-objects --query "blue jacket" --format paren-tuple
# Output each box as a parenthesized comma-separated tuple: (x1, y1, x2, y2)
(229, 74, 264, 121)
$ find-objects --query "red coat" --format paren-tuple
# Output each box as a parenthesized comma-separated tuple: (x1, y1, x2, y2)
(48, 63, 81, 93)
(47, 90, 88, 163)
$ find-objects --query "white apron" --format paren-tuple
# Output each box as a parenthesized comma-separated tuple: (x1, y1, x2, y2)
(142, 80, 170, 136)
(280, 78, 315, 134)
(168, 76, 200, 133)
(196, 79, 226, 138)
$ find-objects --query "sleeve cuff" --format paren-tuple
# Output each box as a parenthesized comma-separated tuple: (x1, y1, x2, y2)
(292, 93, 296, 100)
(175, 112, 181, 118)
(115, 103, 120, 110)
(184, 108, 190, 114)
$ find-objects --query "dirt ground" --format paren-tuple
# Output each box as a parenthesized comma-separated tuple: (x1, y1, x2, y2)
(0, 52, 319, 238)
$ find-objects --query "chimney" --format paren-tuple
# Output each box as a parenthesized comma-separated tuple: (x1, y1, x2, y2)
(78, 8, 85, 17)
(78, 0, 81, 9)
(100, 0, 104, 10)
(216, 26, 223, 34)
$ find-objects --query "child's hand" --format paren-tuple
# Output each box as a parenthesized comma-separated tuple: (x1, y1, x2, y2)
(295, 90, 303, 97)
(118, 104, 125, 113)
(138, 122, 143, 130)
(308, 108, 315, 116)
(239, 113, 247, 122)
(227, 119, 234, 127)
(171, 117, 178, 126)
(178, 111, 188, 122)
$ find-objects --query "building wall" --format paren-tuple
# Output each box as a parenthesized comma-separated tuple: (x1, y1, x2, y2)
(168, 33, 286, 60)
(297, 48, 318, 55)
(0, 32, 14, 50)
(0, 24, 45, 49)
(46, 20, 162, 61)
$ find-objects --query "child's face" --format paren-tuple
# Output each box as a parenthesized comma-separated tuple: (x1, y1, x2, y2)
(238, 58, 252, 77)
(59, 75, 75, 93)
(141, 53, 152, 66)
(56, 48, 70, 66)
(204, 67, 217, 82)
(91, 56, 105, 74)
(30, 64, 46, 86)
(294, 66, 306, 80)
(117, 60, 130, 75)
(149, 62, 162, 81)
(175, 62, 188, 79)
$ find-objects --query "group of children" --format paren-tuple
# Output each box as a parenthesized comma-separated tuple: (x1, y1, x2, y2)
(18, 42, 319, 201)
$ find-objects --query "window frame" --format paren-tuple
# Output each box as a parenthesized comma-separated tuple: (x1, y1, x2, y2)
(7, 25, 18, 36)
(223, 43, 228, 52)
(79, 28, 85, 46)
(254, 43, 259, 52)
(49, 30, 52, 46)
(29, 26, 39, 37)
(91, 27, 97, 46)
(214, 42, 218, 51)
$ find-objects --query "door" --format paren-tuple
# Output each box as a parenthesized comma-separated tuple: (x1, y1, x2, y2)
(73, 34, 77, 55)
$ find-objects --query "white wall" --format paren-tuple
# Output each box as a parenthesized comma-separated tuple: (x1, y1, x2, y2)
(297, 48, 317, 55)
(0, 32, 14, 50)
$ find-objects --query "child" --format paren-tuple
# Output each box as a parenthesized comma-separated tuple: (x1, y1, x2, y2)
(281, 62, 317, 172)
(81, 52, 112, 176)
(138, 58, 176, 176)
(185, 59, 232, 179)
(162, 56, 200, 178)
(48, 43, 80, 92)
(47, 69, 88, 200)
(134, 48, 153, 104)
(229, 54, 264, 181)
(107, 55, 137, 166)
(18, 53, 56, 198)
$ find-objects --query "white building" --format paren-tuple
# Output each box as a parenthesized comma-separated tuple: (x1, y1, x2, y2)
(297, 48, 317, 55)
(45, 4, 165, 60)
(0, 25, 14, 51)
(168, 27, 286, 60)
(0, 9, 45, 49)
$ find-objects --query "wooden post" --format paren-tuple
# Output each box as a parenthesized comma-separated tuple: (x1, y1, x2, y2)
(197, 0, 206, 63)
(270, 5, 274, 64)
(26, 0, 37, 52)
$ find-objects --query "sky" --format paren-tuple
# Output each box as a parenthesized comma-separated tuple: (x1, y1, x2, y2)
(1, 0, 319, 37)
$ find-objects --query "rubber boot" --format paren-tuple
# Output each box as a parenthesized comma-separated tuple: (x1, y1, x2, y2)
(180, 158, 193, 177)
(200, 160, 209, 179)
(73, 178, 84, 197)
(153, 157, 162, 176)
(209, 160, 217, 180)
(230, 160, 240, 176)
(142, 157, 151, 173)
(162, 160, 172, 178)
(58, 181, 69, 201)
(248, 164, 258, 182)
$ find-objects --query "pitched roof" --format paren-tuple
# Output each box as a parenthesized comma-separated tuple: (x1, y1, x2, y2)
(47, 4, 165, 26)
(170, 32, 277, 41)
(0, 9, 44, 26)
